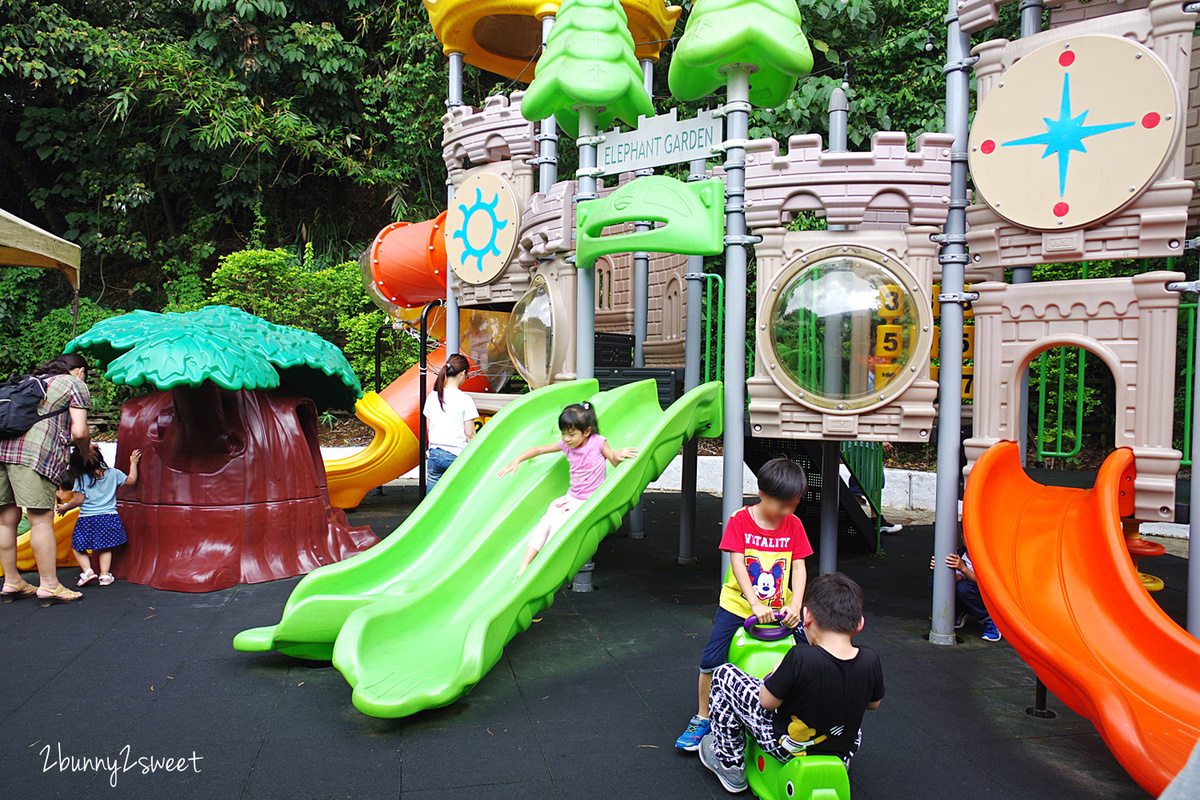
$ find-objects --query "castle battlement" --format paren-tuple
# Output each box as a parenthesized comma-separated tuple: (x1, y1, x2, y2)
(442, 92, 537, 172)
(742, 131, 955, 229)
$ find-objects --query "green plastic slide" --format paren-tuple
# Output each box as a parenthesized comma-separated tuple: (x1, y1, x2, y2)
(234, 379, 723, 718)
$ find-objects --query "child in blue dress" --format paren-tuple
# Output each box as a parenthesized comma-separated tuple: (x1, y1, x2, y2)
(56, 447, 140, 587)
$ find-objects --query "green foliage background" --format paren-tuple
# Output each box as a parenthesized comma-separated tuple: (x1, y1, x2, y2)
(1, 0, 1194, 462)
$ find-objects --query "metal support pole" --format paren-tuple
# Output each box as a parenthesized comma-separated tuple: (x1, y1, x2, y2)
(679, 157, 708, 564)
(820, 443, 840, 575)
(827, 87, 849, 173)
(632, 58, 654, 369)
(930, 4, 973, 646)
(418, 299, 445, 502)
(445, 53, 464, 357)
(571, 104, 600, 592)
(719, 66, 753, 581)
(814, 86, 851, 575)
(1019, 0, 1045, 37)
(373, 323, 391, 394)
(1025, 677, 1057, 719)
(536, 16, 559, 193)
(1012, 0, 1042, 463)
(1187, 277, 1200, 636)
(575, 105, 599, 382)
(628, 58, 654, 541)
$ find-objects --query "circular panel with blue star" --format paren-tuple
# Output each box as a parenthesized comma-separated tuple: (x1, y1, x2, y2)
(446, 171, 521, 286)
(968, 35, 1178, 232)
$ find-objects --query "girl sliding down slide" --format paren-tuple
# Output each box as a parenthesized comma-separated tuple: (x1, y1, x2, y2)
(497, 402, 636, 576)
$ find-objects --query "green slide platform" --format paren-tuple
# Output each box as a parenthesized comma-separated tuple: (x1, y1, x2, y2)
(233, 379, 723, 718)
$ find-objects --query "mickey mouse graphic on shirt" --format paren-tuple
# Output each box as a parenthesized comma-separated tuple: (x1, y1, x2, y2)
(745, 556, 787, 608)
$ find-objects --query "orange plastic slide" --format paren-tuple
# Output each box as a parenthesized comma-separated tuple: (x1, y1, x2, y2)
(325, 353, 491, 510)
(963, 442, 1199, 796)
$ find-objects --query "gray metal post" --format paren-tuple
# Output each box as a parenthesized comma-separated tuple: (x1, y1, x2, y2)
(818, 87, 850, 575)
(679, 157, 707, 564)
(1012, 0, 1042, 463)
(1019, 0, 1045, 37)
(819, 443, 840, 575)
(1186, 275, 1200, 636)
(628, 58, 654, 540)
(575, 105, 599, 382)
(632, 59, 654, 368)
(571, 103, 600, 592)
(827, 87, 849, 172)
(1190, 318, 1200, 637)
(930, 2, 973, 646)
(445, 52, 464, 356)
(536, 16, 559, 193)
(719, 66, 753, 580)
(816, 86, 854, 575)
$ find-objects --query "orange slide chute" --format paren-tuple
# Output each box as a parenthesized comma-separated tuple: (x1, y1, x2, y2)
(325, 350, 491, 510)
(964, 442, 1199, 796)
(365, 211, 450, 309)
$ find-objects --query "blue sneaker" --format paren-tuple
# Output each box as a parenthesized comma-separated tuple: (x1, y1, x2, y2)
(982, 620, 1002, 642)
(954, 613, 968, 630)
(675, 715, 711, 751)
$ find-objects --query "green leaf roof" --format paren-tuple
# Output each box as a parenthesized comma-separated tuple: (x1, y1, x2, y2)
(521, 0, 654, 138)
(668, 0, 813, 109)
(66, 305, 362, 411)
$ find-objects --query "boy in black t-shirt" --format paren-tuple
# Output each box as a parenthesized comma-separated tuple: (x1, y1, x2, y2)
(698, 573, 884, 794)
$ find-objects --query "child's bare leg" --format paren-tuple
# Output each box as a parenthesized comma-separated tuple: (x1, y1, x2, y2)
(97, 549, 112, 575)
(74, 550, 92, 573)
(698, 670, 713, 718)
(517, 546, 539, 576)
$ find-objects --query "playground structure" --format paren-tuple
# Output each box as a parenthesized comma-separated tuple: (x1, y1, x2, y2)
(224, 0, 1200, 793)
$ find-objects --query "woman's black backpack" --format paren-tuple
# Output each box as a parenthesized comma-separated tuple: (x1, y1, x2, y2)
(0, 374, 68, 439)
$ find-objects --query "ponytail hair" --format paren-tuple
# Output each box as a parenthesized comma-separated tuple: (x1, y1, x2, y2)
(434, 354, 470, 410)
(32, 353, 87, 377)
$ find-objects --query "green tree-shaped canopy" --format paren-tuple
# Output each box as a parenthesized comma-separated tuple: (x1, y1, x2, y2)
(668, 0, 813, 109)
(521, 0, 654, 138)
(66, 305, 362, 411)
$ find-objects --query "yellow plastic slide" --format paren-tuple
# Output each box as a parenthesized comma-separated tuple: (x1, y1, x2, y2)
(324, 392, 419, 510)
(1, 509, 80, 576)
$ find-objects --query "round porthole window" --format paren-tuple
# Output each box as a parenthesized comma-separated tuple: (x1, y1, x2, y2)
(506, 275, 555, 388)
(760, 245, 932, 413)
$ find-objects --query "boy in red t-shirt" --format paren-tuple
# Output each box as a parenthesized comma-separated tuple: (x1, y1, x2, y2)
(675, 458, 813, 752)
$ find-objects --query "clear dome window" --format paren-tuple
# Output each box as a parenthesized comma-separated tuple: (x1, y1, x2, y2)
(764, 251, 930, 412)
(506, 275, 555, 388)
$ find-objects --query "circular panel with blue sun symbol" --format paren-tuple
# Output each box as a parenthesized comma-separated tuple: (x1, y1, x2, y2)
(968, 35, 1178, 232)
(446, 171, 521, 285)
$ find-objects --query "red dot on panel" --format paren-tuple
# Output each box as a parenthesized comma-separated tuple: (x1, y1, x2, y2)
(1053, 202, 1070, 217)
(1059, 51, 1075, 67)
(757, 756, 766, 772)
(981, 140, 996, 154)
(1142, 112, 1161, 129)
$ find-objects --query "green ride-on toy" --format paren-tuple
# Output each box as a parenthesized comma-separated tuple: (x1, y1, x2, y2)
(727, 614, 852, 800)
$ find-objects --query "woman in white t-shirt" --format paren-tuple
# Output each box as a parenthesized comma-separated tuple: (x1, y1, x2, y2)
(423, 354, 479, 493)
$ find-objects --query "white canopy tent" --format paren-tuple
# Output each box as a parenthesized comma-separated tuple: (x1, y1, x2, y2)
(0, 208, 80, 290)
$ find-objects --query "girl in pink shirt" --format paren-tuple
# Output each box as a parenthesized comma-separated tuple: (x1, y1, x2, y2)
(497, 402, 636, 576)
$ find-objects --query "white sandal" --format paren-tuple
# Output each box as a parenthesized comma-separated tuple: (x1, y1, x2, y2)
(98, 573, 114, 586)
(77, 569, 97, 587)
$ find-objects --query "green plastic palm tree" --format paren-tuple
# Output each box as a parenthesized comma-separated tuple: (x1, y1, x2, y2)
(521, 0, 654, 137)
(668, 0, 813, 108)
(67, 305, 361, 410)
